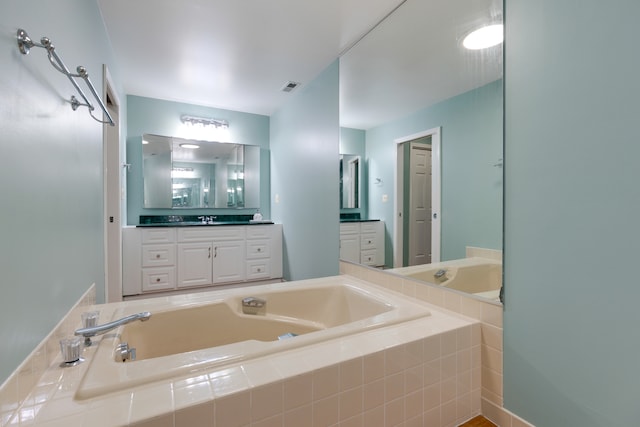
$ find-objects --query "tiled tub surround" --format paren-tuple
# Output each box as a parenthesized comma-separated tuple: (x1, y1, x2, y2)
(340, 261, 534, 427)
(0, 276, 480, 427)
(0, 285, 97, 426)
(388, 257, 502, 302)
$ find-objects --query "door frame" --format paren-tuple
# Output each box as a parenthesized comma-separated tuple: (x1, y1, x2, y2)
(102, 65, 122, 303)
(393, 127, 441, 267)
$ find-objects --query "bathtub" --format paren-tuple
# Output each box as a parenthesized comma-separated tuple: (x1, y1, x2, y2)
(75, 276, 431, 400)
(389, 257, 502, 300)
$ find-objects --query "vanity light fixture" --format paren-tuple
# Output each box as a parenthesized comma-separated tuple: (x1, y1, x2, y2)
(180, 114, 229, 129)
(462, 24, 503, 50)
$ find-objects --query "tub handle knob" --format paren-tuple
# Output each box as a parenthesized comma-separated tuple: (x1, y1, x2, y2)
(117, 342, 137, 362)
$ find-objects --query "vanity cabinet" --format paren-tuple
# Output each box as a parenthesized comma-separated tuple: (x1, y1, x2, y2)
(123, 224, 282, 296)
(338, 223, 360, 264)
(339, 221, 385, 267)
(139, 228, 176, 292)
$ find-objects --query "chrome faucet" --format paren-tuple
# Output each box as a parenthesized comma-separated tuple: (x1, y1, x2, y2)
(75, 312, 151, 346)
(434, 269, 448, 281)
(242, 297, 266, 314)
(198, 215, 217, 224)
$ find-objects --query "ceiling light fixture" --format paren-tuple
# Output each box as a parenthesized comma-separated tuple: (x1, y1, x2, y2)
(179, 143, 200, 149)
(180, 115, 229, 128)
(463, 24, 503, 50)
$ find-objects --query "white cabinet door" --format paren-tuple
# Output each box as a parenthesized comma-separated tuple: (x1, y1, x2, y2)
(212, 240, 245, 284)
(177, 243, 212, 288)
(340, 234, 360, 263)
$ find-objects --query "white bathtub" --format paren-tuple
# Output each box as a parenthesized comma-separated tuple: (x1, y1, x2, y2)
(75, 276, 431, 400)
(389, 257, 502, 301)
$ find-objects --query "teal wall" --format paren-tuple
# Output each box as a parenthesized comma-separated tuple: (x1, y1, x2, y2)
(504, 1, 640, 426)
(271, 61, 340, 280)
(126, 95, 271, 222)
(366, 80, 503, 266)
(0, 0, 124, 384)
(340, 127, 367, 218)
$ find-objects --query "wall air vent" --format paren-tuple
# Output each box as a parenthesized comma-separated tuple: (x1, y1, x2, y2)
(281, 81, 300, 92)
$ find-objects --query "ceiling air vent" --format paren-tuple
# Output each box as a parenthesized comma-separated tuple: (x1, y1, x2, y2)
(281, 81, 300, 92)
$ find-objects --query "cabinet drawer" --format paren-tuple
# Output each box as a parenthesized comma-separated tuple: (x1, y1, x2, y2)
(178, 226, 245, 242)
(141, 228, 175, 244)
(361, 250, 378, 266)
(246, 240, 270, 259)
(339, 223, 359, 235)
(142, 244, 175, 267)
(360, 222, 381, 234)
(360, 234, 377, 250)
(246, 225, 271, 239)
(246, 260, 270, 280)
(142, 267, 175, 292)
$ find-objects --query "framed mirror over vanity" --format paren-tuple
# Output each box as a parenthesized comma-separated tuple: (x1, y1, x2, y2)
(142, 134, 261, 210)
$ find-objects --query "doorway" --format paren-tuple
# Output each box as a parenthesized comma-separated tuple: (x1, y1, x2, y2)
(394, 127, 441, 267)
(103, 65, 122, 303)
(406, 141, 432, 265)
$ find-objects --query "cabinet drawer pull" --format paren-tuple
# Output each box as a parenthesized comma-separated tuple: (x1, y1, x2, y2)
(156, 278, 161, 282)
(156, 254, 161, 259)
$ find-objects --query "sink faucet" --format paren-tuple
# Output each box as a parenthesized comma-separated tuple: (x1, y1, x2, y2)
(75, 312, 151, 346)
(198, 216, 216, 224)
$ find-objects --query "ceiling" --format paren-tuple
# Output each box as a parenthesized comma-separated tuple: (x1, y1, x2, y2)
(97, 0, 502, 130)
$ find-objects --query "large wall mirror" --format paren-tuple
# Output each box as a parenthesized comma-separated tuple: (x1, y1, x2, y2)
(339, 0, 503, 299)
(340, 154, 361, 209)
(142, 134, 260, 209)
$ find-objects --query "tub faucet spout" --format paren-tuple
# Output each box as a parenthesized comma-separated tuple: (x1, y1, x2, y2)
(75, 312, 151, 346)
(242, 297, 266, 315)
(434, 269, 447, 279)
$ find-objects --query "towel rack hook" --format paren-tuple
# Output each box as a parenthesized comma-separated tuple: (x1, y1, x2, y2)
(16, 28, 114, 126)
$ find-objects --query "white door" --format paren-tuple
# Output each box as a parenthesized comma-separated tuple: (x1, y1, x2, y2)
(408, 143, 432, 266)
(394, 127, 440, 268)
(212, 240, 246, 284)
(177, 243, 213, 287)
(103, 66, 123, 302)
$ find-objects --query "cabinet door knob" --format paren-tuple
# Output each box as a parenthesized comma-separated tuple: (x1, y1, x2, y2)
(156, 254, 161, 259)
(156, 278, 161, 282)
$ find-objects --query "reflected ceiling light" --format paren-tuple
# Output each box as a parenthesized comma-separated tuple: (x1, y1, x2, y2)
(463, 24, 503, 50)
(180, 114, 229, 128)
(179, 143, 200, 149)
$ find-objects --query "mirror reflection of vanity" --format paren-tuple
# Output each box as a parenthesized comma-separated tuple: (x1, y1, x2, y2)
(339, 0, 503, 302)
(142, 134, 260, 209)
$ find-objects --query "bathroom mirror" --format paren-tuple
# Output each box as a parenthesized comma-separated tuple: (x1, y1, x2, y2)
(340, 154, 361, 209)
(339, 0, 503, 292)
(142, 134, 260, 209)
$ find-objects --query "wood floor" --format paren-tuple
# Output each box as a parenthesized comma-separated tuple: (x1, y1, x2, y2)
(458, 415, 498, 427)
